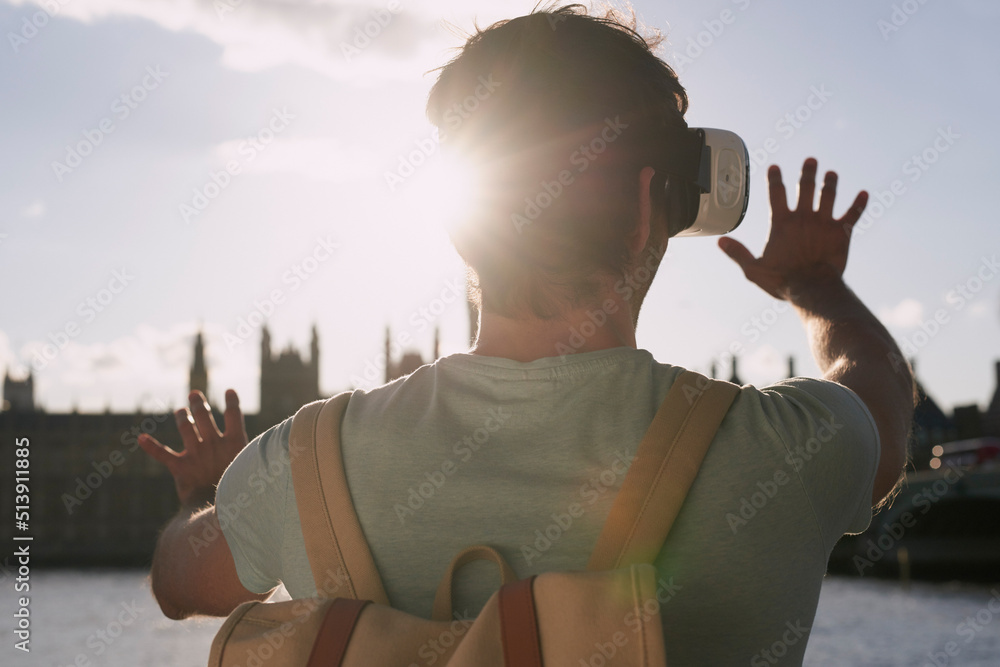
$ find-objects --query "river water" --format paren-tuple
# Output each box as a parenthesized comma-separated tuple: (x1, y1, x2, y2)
(2, 571, 999, 666)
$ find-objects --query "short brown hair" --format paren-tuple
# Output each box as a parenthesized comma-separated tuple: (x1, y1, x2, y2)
(427, 3, 688, 318)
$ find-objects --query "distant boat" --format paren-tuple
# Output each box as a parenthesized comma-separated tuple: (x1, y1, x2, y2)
(828, 455, 1000, 582)
(928, 436, 1000, 471)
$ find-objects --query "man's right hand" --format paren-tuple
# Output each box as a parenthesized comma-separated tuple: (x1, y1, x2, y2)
(717, 157, 914, 507)
(717, 158, 867, 300)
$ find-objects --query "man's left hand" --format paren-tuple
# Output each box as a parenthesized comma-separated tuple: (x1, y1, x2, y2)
(138, 389, 248, 508)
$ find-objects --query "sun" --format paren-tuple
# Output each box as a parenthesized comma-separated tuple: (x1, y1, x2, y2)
(389, 149, 479, 237)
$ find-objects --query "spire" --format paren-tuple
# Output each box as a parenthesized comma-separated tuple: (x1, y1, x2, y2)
(728, 357, 742, 385)
(189, 330, 208, 398)
(310, 324, 321, 396)
(787, 355, 796, 379)
(433, 327, 441, 360)
(310, 324, 320, 366)
(384, 326, 392, 384)
(988, 360, 1000, 415)
(709, 360, 717, 379)
(261, 326, 272, 362)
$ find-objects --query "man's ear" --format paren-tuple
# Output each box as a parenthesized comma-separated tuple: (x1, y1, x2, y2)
(627, 166, 657, 256)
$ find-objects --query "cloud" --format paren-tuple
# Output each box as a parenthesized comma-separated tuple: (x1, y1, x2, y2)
(740, 344, 788, 384)
(12, 321, 263, 413)
(0, 330, 30, 379)
(879, 298, 925, 328)
(7, 0, 515, 80)
(211, 136, 381, 183)
(20, 200, 45, 218)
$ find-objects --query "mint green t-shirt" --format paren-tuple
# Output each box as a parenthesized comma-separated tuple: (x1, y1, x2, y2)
(217, 348, 879, 666)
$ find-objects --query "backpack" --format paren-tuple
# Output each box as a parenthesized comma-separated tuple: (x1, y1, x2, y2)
(208, 370, 739, 666)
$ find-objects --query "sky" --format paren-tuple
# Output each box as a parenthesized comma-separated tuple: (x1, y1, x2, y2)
(1, 0, 998, 415)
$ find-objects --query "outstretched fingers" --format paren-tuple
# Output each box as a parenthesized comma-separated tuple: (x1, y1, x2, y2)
(175, 407, 201, 448)
(838, 190, 869, 232)
(189, 391, 222, 443)
(137, 433, 180, 469)
(795, 158, 818, 213)
(818, 171, 838, 219)
(718, 237, 757, 277)
(223, 389, 246, 442)
(767, 165, 789, 217)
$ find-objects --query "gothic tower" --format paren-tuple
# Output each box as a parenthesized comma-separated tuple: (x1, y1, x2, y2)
(259, 326, 321, 423)
(2, 370, 34, 412)
(984, 360, 1000, 436)
(189, 331, 208, 398)
(728, 357, 743, 385)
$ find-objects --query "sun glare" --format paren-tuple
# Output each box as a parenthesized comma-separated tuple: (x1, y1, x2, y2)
(391, 150, 479, 236)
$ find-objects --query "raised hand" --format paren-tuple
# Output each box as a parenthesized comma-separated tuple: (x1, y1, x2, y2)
(718, 158, 868, 300)
(138, 389, 249, 508)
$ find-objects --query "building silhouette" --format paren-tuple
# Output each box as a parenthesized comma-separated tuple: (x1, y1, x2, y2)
(0, 325, 444, 566)
(384, 327, 440, 384)
(2, 370, 34, 412)
(259, 326, 321, 424)
(2, 330, 998, 566)
(984, 361, 1000, 436)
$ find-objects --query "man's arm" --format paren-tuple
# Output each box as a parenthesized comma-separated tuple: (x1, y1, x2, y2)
(720, 158, 915, 507)
(150, 504, 272, 620)
(139, 389, 272, 619)
(785, 275, 914, 506)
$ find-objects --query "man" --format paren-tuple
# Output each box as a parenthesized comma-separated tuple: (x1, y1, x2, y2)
(139, 5, 914, 664)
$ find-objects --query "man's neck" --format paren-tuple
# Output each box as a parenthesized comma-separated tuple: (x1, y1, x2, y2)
(471, 293, 638, 362)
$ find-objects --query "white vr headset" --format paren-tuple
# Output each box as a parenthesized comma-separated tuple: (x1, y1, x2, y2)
(655, 127, 750, 237)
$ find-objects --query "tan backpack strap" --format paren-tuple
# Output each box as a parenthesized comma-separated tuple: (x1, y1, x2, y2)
(290, 392, 391, 605)
(587, 371, 740, 571)
(431, 545, 518, 621)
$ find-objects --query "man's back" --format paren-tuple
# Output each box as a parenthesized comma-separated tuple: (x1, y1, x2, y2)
(218, 347, 879, 664)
